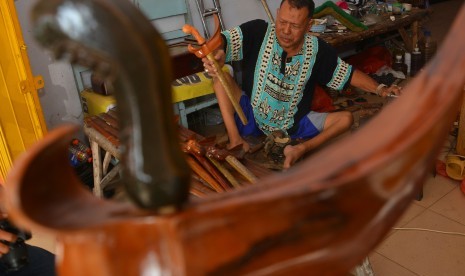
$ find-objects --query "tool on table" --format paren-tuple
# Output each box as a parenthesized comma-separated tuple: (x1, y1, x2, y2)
(182, 15, 248, 125)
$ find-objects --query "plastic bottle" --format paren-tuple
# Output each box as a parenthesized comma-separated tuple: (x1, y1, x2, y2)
(392, 54, 407, 76)
(410, 46, 423, 77)
(419, 30, 437, 65)
(404, 52, 411, 76)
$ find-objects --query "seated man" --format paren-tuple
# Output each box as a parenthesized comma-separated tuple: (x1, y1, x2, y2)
(203, 0, 401, 169)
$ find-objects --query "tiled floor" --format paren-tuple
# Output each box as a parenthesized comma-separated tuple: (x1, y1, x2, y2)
(370, 1, 465, 274)
(370, 170, 465, 275)
(28, 0, 465, 275)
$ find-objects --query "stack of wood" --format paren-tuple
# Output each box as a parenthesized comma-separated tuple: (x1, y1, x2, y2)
(84, 109, 269, 198)
(177, 126, 271, 197)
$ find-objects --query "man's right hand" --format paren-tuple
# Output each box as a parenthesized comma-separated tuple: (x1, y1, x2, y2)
(202, 49, 226, 78)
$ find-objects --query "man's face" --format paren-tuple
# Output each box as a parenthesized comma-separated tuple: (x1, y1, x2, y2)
(275, 1, 311, 53)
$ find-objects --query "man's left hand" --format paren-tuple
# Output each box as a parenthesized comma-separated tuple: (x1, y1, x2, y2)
(378, 84, 402, 98)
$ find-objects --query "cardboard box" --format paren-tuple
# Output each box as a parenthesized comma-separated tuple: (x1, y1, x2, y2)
(80, 89, 116, 117)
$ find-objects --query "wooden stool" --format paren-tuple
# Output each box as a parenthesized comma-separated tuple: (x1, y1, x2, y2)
(83, 110, 120, 197)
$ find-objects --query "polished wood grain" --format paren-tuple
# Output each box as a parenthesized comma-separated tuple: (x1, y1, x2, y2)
(4, 0, 465, 275)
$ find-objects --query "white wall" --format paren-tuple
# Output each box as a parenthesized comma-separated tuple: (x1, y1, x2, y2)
(186, 0, 330, 36)
(15, 0, 332, 131)
(15, 0, 84, 130)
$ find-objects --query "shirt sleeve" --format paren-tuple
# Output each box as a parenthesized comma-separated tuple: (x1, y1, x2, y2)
(314, 38, 354, 91)
(221, 19, 268, 63)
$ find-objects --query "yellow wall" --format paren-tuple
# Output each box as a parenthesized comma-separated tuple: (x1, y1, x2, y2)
(0, 0, 47, 179)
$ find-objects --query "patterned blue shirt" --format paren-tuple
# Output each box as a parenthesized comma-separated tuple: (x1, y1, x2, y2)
(222, 19, 353, 135)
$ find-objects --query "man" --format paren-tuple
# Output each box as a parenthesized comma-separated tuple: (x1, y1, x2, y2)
(203, 0, 401, 169)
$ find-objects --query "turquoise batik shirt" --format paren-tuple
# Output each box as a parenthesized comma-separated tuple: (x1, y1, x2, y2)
(222, 19, 353, 135)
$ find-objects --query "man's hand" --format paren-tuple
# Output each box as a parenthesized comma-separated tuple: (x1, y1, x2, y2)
(0, 230, 16, 257)
(0, 213, 16, 257)
(377, 84, 402, 98)
(283, 143, 307, 169)
(202, 49, 226, 78)
(228, 137, 250, 153)
(0, 183, 16, 256)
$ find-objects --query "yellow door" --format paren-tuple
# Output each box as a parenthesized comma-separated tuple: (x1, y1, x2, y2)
(0, 0, 47, 179)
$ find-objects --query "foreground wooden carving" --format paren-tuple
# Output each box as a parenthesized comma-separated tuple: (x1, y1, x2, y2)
(4, 0, 465, 275)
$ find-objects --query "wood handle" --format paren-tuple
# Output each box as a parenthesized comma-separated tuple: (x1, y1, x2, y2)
(183, 22, 248, 125)
(182, 24, 206, 45)
(225, 155, 258, 184)
(207, 54, 248, 125)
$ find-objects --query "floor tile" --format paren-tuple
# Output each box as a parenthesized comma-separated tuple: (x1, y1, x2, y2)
(431, 186, 465, 225)
(414, 175, 456, 208)
(376, 209, 465, 276)
(383, 202, 426, 239)
(395, 202, 426, 228)
(369, 252, 418, 276)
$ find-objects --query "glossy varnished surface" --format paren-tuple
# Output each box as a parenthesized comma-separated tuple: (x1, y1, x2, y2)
(4, 0, 465, 275)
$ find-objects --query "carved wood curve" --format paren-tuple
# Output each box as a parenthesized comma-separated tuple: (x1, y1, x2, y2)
(4, 0, 465, 275)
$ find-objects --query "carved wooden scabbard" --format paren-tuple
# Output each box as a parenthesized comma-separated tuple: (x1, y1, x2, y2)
(225, 155, 258, 184)
(206, 156, 241, 188)
(206, 146, 258, 184)
(185, 155, 224, 193)
(182, 140, 232, 191)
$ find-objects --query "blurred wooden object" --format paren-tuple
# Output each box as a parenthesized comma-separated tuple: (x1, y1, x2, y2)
(4, 0, 465, 275)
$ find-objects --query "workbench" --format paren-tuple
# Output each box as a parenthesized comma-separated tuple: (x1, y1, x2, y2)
(319, 8, 431, 52)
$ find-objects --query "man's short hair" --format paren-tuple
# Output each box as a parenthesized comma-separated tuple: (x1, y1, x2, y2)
(280, 0, 315, 18)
